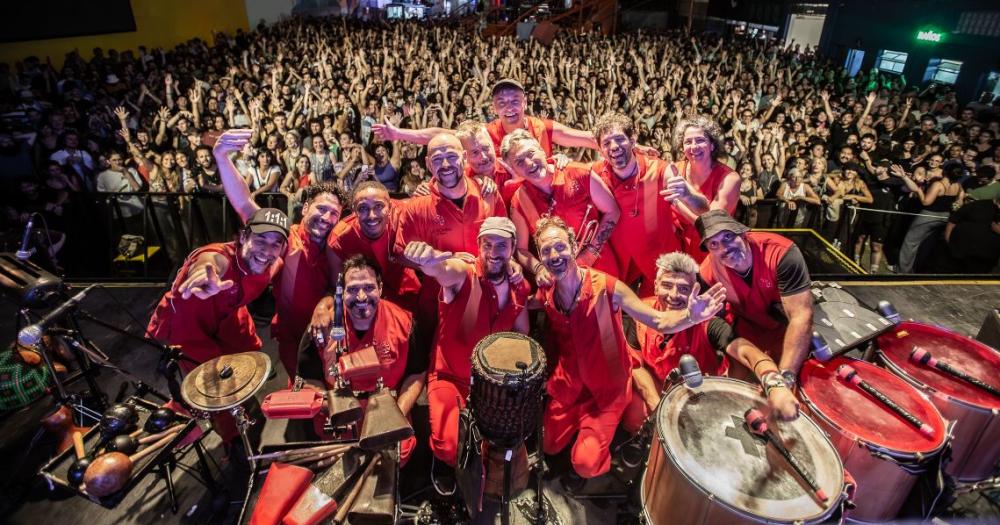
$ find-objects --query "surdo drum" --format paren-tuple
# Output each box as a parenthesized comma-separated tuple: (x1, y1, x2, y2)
(877, 321, 1000, 482)
(469, 332, 547, 446)
(799, 357, 947, 522)
(642, 377, 848, 525)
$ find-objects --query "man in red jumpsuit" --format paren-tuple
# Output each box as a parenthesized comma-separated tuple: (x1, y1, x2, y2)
(500, 129, 620, 286)
(620, 251, 801, 432)
(662, 117, 741, 261)
(697, 210, 814, 380)
(297, 255, 426, 464)
(533, 216, 725, 480)
(403, 217, 530, 494)
(591, 113, 683, 295)
(146, 206, 288, 442)
(213, 129, 345, 379)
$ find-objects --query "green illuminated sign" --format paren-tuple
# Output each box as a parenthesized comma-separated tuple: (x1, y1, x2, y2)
(916, 30, 943, 43)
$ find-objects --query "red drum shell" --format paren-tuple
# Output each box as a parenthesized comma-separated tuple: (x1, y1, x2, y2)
(876, 321, 1000, 482)
(799, 357, 947, 522)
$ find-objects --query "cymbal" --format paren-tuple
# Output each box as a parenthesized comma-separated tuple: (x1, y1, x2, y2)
(181, 352, 271, 412)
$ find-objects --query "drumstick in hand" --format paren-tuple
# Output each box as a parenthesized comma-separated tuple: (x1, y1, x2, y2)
(745, 408, 828, 503)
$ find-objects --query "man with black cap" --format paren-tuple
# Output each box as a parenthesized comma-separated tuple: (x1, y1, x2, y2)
(145, 206, 288, 444)
(696, 210, 814, 380)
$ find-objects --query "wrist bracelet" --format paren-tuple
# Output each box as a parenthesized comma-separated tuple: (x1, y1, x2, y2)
(752, 357, 776, 375)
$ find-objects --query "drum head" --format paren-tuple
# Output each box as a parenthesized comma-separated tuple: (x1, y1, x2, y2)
(474, 332, 545, 377)
(877, 321, 1000, 410)
(657, 377, 843, 523)
(801, 357, 946, 454)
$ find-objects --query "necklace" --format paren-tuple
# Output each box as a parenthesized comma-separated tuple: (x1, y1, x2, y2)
(555, 269, 584, 315)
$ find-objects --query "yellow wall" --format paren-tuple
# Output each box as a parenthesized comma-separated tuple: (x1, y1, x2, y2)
(0, 0, 249, 68)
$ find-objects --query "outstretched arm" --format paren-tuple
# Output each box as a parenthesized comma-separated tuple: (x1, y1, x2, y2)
(212, 129, 260, 222)
(372, 117, 451, 145)
(551, 120, 599, 150)
(613, 280, 726, 334)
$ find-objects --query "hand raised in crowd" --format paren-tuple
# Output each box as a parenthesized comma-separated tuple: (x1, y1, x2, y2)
(403, 241, 452, 268)
(178, 263, 234, 300)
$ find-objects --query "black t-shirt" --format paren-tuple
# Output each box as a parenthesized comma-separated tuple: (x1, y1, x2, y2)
(733, 245, 811, 296)
(948, 200, 1000, 270)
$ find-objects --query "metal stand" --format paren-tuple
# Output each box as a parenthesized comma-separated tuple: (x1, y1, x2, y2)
(231, 405, 257, 470)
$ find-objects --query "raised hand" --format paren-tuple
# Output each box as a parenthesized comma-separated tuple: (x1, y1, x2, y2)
(660, 174, 693, 203)
(213, 129, 254, 157)
(113, 106, 129, 123)
(371, 116, 398, 141)
(686, 282, 726, 324)
(403, 241, 452, 268)
(178, 263, 234, 300)
(156, 106, 170, 122)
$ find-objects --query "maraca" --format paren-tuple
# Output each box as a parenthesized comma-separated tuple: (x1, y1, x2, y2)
(144, 408, 175, 433)
(67, 431, 91, 486)
(83, 425, 182, 497)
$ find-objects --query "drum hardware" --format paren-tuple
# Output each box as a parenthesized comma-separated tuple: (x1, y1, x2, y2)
(910, 347, 1000, 399)
(836, 364, 935, 437)
(810, 331, 834, 361)
(181, 351, 271, 470)
(358, 378, 414, 451)
(745, 408, 829, 504)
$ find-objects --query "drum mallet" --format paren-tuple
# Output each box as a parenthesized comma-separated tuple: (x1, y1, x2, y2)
(836, 364, 935, 437)
(910, 347, 1000, 399)
(744, 408, 828, 503)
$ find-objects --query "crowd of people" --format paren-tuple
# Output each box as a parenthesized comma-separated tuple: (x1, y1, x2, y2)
(1, 17, 999, 275)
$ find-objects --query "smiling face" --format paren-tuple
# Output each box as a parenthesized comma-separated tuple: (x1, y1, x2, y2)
(682, 126, 714, 164)
(478, 233, 513, 281)
(426, 135, 465, 190)
(656, 271, 695, 311)
(461, 129, 497, 177)
(353, 187, 390, 239)
(492, 87, 526, 127)
(599, 127, 635, 173)
(705, 231, 751, 274)
(301, 192, 343, 242)
(239, 231, 287, 275)
(504, 137, 548, 182)
(536, 226, 577, 281)
(344, 266, 381, 324)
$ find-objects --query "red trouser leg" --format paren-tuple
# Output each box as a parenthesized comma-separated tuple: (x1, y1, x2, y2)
(621, 390, 649, 434)
(542, 395, 582, 457)
(427, 378, 467, 467)
(543, 396, 623, 478)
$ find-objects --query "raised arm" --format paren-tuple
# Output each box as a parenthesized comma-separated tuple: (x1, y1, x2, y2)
(551, 120, 600, 150)
(613, 280, 726, 335)
(402, 241, 469, 297)
(371, 117, 450, 145)
(212, 129, 260, 222)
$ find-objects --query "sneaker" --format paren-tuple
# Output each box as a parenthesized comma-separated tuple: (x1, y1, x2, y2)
(431, 455, 456, 496)
(869, 265, 879, 274)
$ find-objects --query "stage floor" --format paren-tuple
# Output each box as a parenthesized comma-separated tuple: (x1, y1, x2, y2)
(1, 280, 998, 524)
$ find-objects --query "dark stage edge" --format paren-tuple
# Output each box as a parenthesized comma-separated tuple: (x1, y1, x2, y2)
(1, 281, 999, 525)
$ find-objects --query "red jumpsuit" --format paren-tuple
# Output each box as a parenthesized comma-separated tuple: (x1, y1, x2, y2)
(428, 263, 530, 466)
(313, 299, 419, 463)
(146, 242, 276, 441)
(486, 116, 554, 203)
(700, 232, 794, 357)
(670, 160, 737, 262)
(327, 207, 421, 311)
(595, 154, 683, 294)
(272, 224, 329, 379)
(510, 161, 619, 276)
(621, 297, 729, 432)
(539, 268, 633, 478)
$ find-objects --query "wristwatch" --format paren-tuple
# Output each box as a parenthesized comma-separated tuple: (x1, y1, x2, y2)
(761, 371, 787, 397)
(780, 369, 798, 390)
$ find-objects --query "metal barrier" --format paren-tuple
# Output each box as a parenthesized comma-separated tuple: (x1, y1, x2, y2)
(48, 192, 289, 280)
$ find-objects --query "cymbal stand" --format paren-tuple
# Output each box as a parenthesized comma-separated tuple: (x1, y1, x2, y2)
(231, 404, 257, 470)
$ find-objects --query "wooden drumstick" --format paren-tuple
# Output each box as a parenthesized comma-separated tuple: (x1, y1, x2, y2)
(334, 454, 380, 523)
(249, 443, 353, 462)
(137, 424, 186, 445)
(288, 447, 347, 466)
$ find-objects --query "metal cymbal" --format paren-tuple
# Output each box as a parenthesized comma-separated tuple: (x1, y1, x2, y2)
(181, 352, 271, 411)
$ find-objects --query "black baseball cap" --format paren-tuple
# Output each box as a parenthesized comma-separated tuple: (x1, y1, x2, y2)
(696, 210, 750, 251)
(491, 78, 525, 97)
(246, 208, 289, 239)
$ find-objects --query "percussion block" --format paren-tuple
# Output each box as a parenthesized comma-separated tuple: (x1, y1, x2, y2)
(976, 309, 1000, 350)
(262, 389, 325, 419)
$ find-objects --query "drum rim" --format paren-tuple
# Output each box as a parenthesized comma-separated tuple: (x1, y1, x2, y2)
(640, 439, 842, 525)
(875, 350, 996, 414)
(654, 376, 845, 523)
(799, 357, 948, 457)
(472, 331, 547, 384)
